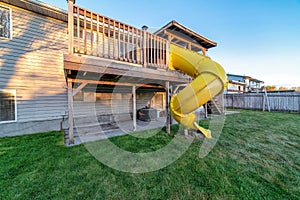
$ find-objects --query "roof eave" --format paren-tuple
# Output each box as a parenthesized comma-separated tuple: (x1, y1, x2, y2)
(154, 20, 217, 49)
(1, 0, 67, 22)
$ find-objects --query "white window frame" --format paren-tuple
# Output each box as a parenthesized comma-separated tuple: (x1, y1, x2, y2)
(0, 89, 17, 124)
(0, 4, 13, 40)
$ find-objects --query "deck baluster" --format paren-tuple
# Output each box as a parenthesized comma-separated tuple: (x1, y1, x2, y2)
(102, 16, 105, 57)
(90, 12, 93, 55)
(96, 14, 99, 56)
(118, 22, 121, 60)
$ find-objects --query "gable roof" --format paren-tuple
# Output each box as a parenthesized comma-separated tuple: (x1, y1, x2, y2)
(154, 20, 217, 49)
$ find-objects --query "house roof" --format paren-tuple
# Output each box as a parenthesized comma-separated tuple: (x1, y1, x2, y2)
(227, 73, 245, 78)
(1, 0, 68, 22)
(227, 73, 264, 83)
(244, 76, 264, 83)
(154, 20, 217, 49)
(249, 78, 264, 83)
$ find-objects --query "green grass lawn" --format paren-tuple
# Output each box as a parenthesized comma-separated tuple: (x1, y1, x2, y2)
(0, 110, 299, 199)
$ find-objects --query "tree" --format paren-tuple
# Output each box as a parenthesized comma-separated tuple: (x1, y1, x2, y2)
(291, 87, 300, 92)
(279, 86, 288, 91)
(265, 85, 277, 91)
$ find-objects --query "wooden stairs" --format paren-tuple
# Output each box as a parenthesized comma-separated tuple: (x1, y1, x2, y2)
(207, 94, 224, 115)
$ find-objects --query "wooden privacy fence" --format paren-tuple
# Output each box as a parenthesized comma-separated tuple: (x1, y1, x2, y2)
(68, 4, 170, 70)
(225, 92, 300, 112)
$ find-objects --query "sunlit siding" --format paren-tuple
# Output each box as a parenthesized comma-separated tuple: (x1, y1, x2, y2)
(0, 2, 68, 122)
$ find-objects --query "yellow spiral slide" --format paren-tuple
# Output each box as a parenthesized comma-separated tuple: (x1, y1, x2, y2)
(169, 44, 228, 138)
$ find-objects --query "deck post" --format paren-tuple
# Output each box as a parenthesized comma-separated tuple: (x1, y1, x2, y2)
(166, 81, 171, 134)
(67, 79, 74, 144)
(67, 0, 75, 55)
(166, 35, 171, 70)
(132, 85, 137, 131)
(142, 26, 148, 67)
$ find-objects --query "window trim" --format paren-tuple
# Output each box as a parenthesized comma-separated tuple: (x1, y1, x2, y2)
(0, 4, 13, 40)
(0, 89, 17, 124)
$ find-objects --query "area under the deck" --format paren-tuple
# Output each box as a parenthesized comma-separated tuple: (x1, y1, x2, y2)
(65, 117, 171, 145)
(64, 106, 212, 146)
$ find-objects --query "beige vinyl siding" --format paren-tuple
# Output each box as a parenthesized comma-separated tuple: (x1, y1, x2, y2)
(137, 93, 155, 110)
(72, 92, 156, 127)
(0, 3, 68, 122)
(73, 92, 155, 117)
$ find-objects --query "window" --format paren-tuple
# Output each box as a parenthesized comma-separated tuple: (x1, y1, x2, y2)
(0, 90, 17, 123)
(0, 5, 12, 39)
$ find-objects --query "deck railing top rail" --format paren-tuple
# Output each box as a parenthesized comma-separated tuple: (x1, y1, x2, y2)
(68, 2, 170, 70)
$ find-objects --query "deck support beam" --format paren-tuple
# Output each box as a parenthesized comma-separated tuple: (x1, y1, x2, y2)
(67, 79, 74, 144)
(73, 82, 88, 96)
(132, 85, 137, 131)
(166, 81, 171, 134)
(68, 78, 165, 89)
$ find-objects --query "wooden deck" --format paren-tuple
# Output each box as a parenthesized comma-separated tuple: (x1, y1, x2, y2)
(64, 1, 191, 144)
(64, 54, 189, 85)
(65, 1, 190, 86)
(68, 3, 170, 70)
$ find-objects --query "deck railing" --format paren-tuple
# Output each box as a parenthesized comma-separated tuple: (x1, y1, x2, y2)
(68, 2, 170, 70)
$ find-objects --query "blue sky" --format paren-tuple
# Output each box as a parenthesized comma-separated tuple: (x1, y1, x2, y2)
(44, 0, 300, 87)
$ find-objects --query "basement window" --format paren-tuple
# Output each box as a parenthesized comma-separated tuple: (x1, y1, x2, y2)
(0, 5, 12, 39)
(0, 90, 17, 123)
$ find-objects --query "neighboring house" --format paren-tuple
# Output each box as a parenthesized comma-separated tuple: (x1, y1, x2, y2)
(0, 0, 219, 144)
(226, 74, 246, 93)
(226, 74, 264, 94)
(244, 76, 264, 93)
